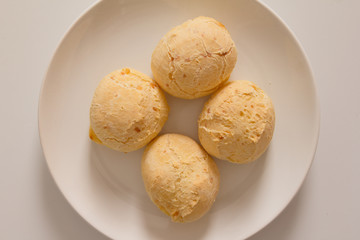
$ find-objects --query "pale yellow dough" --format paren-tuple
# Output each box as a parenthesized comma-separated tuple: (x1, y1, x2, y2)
(198, 81, 275, 164)
(89, 68, 169, 152)
(151, 16, 237, 99)
(141, 134, 220, 223)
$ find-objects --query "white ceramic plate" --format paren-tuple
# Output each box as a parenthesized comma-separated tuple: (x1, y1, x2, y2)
(39, 0, 319, 239)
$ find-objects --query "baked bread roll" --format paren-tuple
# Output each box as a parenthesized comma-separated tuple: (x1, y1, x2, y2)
(89, 68, 169, 152)
(151, 16, 237, 99)
(198, 81, 275, 163)
(141, 134, 220, 222)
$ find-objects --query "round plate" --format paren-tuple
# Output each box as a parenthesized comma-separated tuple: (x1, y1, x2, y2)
(39, 0, 319, 239)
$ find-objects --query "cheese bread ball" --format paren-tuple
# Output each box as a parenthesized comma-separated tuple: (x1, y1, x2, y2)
(89, 68, 169, 152)
(198, 81, 275, 163)
(151, 16, 237, 99)
(142, 134, 220, 223)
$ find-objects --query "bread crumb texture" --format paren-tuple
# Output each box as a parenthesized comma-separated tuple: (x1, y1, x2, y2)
(142, 134, 220, 222)
(198, 81, 275, 163)
(151, 16, 237, 99)
(90, 68, 169, 152)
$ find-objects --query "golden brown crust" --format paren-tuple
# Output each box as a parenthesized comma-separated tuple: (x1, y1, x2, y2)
(198, 81, 275, 163)
(89, 68, 169, 152)
(89, 126, 102, 144)
(151, 16, 237, 99)
(141, 134, 220, 222)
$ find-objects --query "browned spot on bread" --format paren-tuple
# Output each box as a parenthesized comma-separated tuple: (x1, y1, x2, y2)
(173, 211, 179, 217)
(89, 127, 102, 144)
(121, 68, 130, 75)
(214, 20, 225, 29)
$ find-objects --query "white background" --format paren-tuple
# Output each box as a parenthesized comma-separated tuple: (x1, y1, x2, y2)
(1, 0, 359, 239)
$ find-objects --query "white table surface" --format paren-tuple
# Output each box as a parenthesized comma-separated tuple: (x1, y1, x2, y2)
(1, 0, 359, 239)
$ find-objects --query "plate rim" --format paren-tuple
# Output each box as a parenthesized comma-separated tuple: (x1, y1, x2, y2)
(38, 0, 107, 237)
(245, 0, 321, 238)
